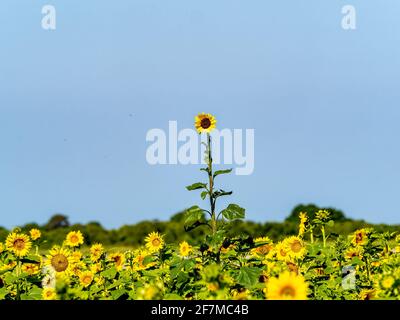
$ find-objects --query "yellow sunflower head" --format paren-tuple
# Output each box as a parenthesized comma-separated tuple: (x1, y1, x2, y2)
(65, 231, 84, 247)
(5, 232, 32, 257)
(275, 241, 290, 261)
(132, 248, 154, 271)
(285, 236, 306, 260)
(145, 232, 165, 253)
(42, 288, 57, 300)
(194, 113, 217, 134)
(29, 228, 41, 241)
(345, 246, 363, 260)
(266, 272, 308, 300)
(71, 251, 83, 262)
(46, 246, 73, 275)
(351, 229, 369, 247)
(298, 212, 308, 236)
(359, 289, 376, 300)
(0, 242, 4, 253)
(315, 209, 330, 221)
(381, 276, 395, 289)
(179, 241, 192, 257)
(22, 263, 40, 275)
(79, 270, 94, 288)
(251, 237, 273, 257)
(90, 243, 104, 261)
(109, 252, 125, 271)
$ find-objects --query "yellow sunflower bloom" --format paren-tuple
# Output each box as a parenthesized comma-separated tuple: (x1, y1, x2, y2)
(285, 236, 306, 260)
(79, 270, 94, 288)
(65, 231, 84, 247)
(194, 113, 217, 134)
(298, 212, 307, 236)
(45, 246, 73, 275)
(251, 237, 273, 257)
(345, 246, 363, 260)
(132, 249, 155, 271)
(145, 232, 165, 253)
(71, 251, 83, 262)
(0, 243, 4, 253)
(109, 252, 125, 271)
(179, 241, 192, 257)
(359, 289, 376, 300)
(6, 232, 32, 257)
(90, 243, 104, 262)
(275, 242, 290, 261)
(22, 263, 40, 275)
(29, 228, 41, 241)
(351, 229, 369, 247)
(42, 288, 57, 300)
(266, 272, 308, 300)
(382, 276, 395, 289)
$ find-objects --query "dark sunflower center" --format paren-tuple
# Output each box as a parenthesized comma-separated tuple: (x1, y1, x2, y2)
(280, 285, 296, 297)
(70, 235, 79, 243)
(83, 276, 92, 284)
(113, 256, 122, 265)
(13, 239, 26, 250)
(258, 244, 272, 255)
(200, 118, 211, 129)
(280, 249, 287, 257)
(356, 233, 363, 243)
(291, 241, 302, 253)
(152, 239, 161, 246)
(51, 254, 69, 272)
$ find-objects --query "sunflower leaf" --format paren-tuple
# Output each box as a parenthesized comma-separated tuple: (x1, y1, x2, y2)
(221, 204, 245, 220)
(213, 169, 233, 178)
(186, 183, 207, 191)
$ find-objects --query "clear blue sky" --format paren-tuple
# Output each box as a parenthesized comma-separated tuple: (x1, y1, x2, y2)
(1, 1, 400, 229)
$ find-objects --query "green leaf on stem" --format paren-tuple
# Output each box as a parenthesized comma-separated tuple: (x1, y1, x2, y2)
(213, 169, 233, 178)
(221, 204, 245, 220)
(186, 183, 207, 191)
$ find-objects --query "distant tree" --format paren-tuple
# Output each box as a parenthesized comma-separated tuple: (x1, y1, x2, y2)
(285, 204, 348, 223)
(45, 214, 70, 230)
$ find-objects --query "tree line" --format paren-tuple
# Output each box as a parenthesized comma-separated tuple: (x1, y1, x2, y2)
(1, 204, 399, 249)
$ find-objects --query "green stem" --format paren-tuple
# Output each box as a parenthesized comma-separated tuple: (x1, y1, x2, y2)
(310, 228, 314, 244)
(207, 134, 216, 235)
(321, 226, 326, 248)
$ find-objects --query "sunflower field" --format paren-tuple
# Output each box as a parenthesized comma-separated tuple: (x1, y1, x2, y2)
(1, 114, 400, 300)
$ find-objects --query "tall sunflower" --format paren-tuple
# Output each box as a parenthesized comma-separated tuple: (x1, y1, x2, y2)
(65, 231, 84, 247)
(195, 113, 217, 134)
(6, 232, 32, 257)
(145, 232, 165, 253)
(266, 272, 308, 300)
(45, 246, 73, 275)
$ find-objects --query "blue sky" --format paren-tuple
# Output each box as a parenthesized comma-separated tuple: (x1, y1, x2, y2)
(1, 1, 400, 229)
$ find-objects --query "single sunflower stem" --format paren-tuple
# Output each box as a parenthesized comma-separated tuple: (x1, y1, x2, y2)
(321, 226, 326, 248)
(207, 134, 217, 236)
